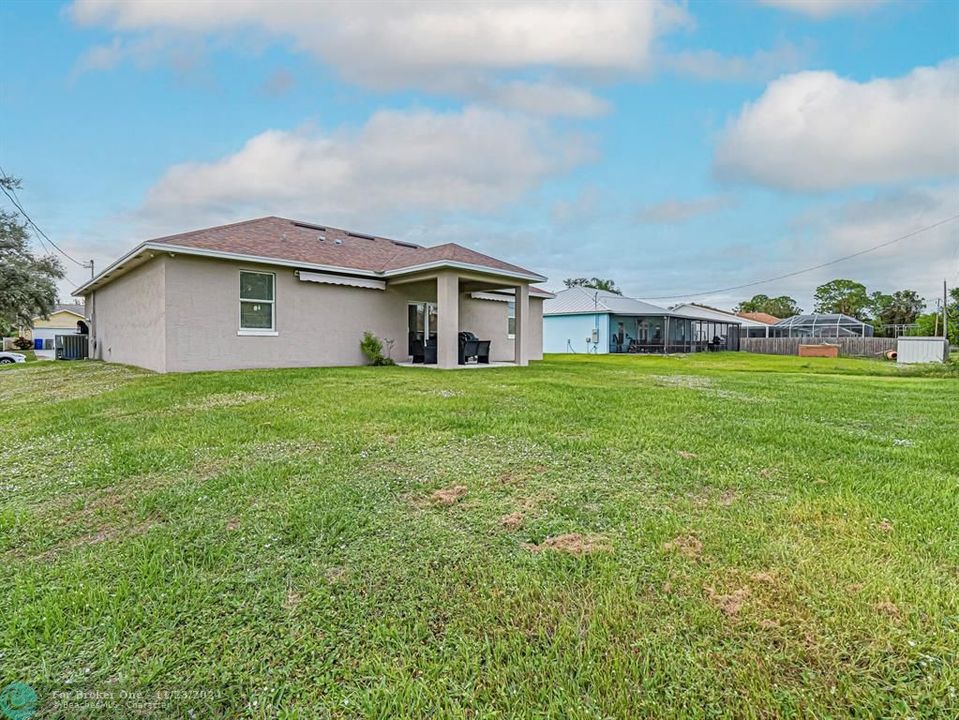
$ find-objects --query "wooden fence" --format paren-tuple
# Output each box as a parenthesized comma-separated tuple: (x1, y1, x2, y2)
(740, 337, 897, 358)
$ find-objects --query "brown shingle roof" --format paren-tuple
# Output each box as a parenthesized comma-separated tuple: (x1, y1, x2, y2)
(736, 311, 780, 325)
(149, 216, 539, 278)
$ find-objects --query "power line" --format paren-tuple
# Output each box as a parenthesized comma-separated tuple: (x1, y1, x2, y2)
(0, 166, 91, 269)
(636, 213, 959, 301)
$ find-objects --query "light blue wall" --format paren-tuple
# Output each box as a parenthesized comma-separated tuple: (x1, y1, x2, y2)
(543, 313, 609, 354)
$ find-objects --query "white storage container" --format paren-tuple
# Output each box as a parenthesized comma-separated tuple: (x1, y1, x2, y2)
(896, 336, 948, 364)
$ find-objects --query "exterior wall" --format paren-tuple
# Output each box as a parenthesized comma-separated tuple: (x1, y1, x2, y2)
(529, 299, 544, 361)
(163, 256, 412, 372)
(543, 313, 608, 354)
(88, 257, 167, 372)
(86, 255, 548, 373)
(458, 295, 545, 362)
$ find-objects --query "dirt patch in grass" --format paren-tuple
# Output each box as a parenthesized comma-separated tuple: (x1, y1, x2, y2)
(226, 518, 240, 531)
(284, 589, 302, 610)
(325, 566, 348, 583)
(705, 585, 750, 617)
(500, 512, 524, 530)
(874, 600, 901, 618)
(431, 485, 467, 506)
(174, 391, 269, 412)
(750, 571, 777, 586)
(664, 534, 703, 560)
(689, 487, 737, 508)
(676, 450, 698, 460)
(36, 519, 157, 561)
(524, 534, 611, 555)
(877, 519, 894, 533)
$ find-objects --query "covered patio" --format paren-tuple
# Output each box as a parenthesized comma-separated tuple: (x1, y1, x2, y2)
(387, 268, 540, 369)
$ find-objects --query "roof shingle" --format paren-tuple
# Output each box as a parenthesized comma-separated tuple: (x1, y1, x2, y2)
(149, 216, 538, 278)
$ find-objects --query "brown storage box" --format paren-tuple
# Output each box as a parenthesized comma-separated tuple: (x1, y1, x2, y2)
(798, 344, 839, 358)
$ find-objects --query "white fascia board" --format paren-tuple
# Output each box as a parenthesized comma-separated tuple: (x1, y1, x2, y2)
(384, 260, 546, 283)
(298, 271, 385, 290)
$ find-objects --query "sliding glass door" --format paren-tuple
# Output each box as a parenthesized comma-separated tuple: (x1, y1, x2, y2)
(408, 302, 438, 353)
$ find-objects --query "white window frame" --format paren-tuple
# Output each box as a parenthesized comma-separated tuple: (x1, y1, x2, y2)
(238, 270, 277, 336)
(507, 300, 516, 339)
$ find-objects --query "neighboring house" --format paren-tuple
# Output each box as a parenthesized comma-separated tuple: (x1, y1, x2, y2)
(19, 303, 88, 349)
(543, 287, 741, 354)
(671, 303, 776, 338)
(73, 217, 551, 372)
(736, 311, 781, 329)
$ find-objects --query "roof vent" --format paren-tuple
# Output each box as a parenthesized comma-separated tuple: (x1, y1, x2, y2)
(391, 240, 419, 249)
(317, 233, 326, 242)
(333, 238, 343, 245)
(292, 221, 327, 232)
(347, 231, 376, 241)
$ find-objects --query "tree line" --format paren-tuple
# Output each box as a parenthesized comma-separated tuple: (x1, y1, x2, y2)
(736, 279, 956, 340)
(563, 276, 956, 342)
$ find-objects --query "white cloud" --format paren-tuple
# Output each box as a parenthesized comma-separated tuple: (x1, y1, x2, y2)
(664, 42, 810, 83)
(138, 106, 594, 230)
(715, 59, 959, 191)
(68, 1, 688, 111)
(758, 0, 887, 19)
(637, 195, 736, 224)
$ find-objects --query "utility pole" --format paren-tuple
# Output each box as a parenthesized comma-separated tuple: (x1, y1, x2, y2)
(945, 280, 951, 343)
(88, 260, 95, 280)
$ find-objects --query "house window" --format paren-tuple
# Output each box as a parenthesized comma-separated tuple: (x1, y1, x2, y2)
(239, 271, 275, 334)
(507, 301, 516, 338)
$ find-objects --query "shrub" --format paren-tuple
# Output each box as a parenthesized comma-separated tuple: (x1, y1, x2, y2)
(13, 336, 32, 350)
(360, 331, 395, 366)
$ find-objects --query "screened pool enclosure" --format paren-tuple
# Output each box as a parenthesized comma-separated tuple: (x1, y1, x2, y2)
(770, 313, 873, 338)
(543, 288, 744, 355)
(609, 315, 740, 353)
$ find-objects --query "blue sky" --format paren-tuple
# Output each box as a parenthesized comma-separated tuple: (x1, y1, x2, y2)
(2, 0, 957, 309)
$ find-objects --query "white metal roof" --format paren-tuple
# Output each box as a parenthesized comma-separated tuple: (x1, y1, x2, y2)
(670, 303, 767, 327)
(544, 287, 669, 315)
(544, 288, 740, 325)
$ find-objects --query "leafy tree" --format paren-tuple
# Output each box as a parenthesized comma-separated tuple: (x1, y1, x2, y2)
(869, 289, 925, 335)
(735, 294, 801, 318)
(914, 288, 959, 344)
(563, 277, 622, 295)
(0, 176, 65, 331)
(813, 279, 871, 320)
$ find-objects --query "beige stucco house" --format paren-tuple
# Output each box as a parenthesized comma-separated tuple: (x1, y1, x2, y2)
(73, 217, 551, 373)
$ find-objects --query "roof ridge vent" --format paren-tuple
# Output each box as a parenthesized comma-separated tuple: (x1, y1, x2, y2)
(391, 240, 419, 249)
(347, 231, 376, 241)
(291, 221, 327, 231)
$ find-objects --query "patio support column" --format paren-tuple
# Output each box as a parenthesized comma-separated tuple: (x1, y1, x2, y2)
(513, 283, 530, 366)
(436, 272, 459, 368)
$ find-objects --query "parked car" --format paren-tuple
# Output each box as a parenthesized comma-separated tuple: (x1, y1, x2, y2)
(0, 352, 27, 364)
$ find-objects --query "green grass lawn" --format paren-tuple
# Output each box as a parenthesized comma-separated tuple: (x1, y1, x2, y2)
(1, 354, 957, 718)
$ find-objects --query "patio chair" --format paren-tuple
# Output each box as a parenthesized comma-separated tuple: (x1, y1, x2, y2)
(476, 340, 490, 364)
(459, 339, 480, 365)
(410, 339, 426, 364)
